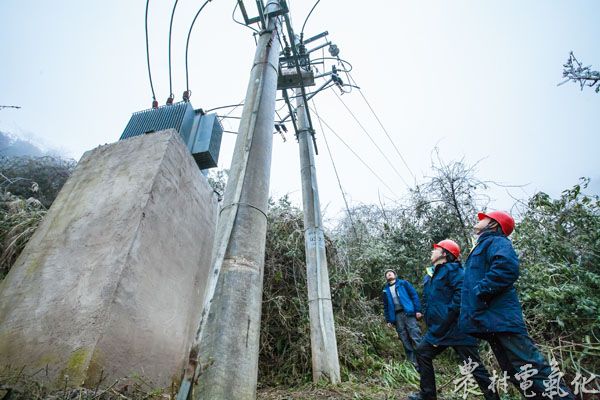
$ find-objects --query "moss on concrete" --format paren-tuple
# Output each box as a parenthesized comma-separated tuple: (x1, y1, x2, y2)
(84, 349, 105, 387)
(58, 348, 90, 386)
(24, 251, 46, 278)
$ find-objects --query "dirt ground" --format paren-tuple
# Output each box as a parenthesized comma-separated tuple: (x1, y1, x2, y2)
(256, 384, 494, 400)
(257, 384, 413, 400)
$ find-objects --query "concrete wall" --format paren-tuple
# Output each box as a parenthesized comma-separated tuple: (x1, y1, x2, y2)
(0, 130, 217, 388)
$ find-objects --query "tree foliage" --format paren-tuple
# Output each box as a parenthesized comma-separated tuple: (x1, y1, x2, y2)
(259, 197, 417, 387)
(0, 193, 46, 279)
(0, 155, 75, 277)
(258, 162, 599, 387)
(513, 178, 600, 374)
(0, 156, 75, 208)
(0, 155, 597, 393)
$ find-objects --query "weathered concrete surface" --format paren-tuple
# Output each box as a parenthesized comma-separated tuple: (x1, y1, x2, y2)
(0, 130, 217, 388)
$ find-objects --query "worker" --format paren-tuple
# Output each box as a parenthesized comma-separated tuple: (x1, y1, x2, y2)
(382, 269, 422, 368)
(409, 239, 498, 400)
(459, 211, 574, 399)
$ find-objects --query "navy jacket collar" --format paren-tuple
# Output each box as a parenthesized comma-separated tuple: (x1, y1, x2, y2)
(433, 262, 447, 274)
(477, 230, 504, 243)
(434, 261, 460, 274)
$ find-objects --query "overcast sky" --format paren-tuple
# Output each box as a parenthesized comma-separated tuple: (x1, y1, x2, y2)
(1, 1, 598, 222)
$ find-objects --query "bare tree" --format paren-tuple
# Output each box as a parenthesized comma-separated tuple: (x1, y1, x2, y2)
(415, 150, 491, 247)
(558, 52, 600, 93)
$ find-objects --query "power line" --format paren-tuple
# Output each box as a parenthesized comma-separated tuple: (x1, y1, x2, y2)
(300, 0, 321, 41)
(348, 72, 417, 183)
(216, 98, 244, 132)
(144, 0, 157, 104)
(331, 88, 410, 189)
(205, 102, 244, 113)
(185, 0, 212, 96)
(309, 105, 399, 198)
(206, 96, 293, 115)
(312, 99, 358, 238)
(167, 0, 179, 100)
(310, 57, 353, 72)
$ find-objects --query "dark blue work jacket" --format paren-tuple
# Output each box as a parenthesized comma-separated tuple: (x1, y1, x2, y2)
(382, 279, 421, 323)
(459, 230, 527, 335)
(422, 262, 476, 346)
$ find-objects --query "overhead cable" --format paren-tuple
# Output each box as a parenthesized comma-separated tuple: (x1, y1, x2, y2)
(312, 99, 358, 238)
(331, 89, 410, 189)
(309, 105, 399, 198)
(348, 72, 417, 183)
(144, 0, 157, 106)
(185, 0, 213, 97)
(300, 0, 321, 41)
(167, 0, 179, 102)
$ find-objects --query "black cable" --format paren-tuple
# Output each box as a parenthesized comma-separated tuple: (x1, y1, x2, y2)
(167, 0, 179, 99)
(276, 81, 337, 124)
(309, 105, 399, 198)
(206, 97, 291, 115)
(232, 1, 260, 34)
(276, 98, 289, 113)
(310, 57, 353, 72)
(300, 0, 321, 41)
(312, 99, 358, 238)
(331, 88, 410, 189)
(205, 102, 245, 113)
(185, 0, 212, 95)
(348, 72, 417, 183)
(145, 0, 156, 102)
(275, 110, 284, 122)
(339, 60, 354, 94)
(213, 98, 245, 135)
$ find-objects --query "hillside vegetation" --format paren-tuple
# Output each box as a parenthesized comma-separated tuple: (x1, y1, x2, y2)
(1, 155, 598, 399)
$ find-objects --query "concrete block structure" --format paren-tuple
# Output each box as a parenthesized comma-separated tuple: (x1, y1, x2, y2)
(0, 130, 218, 388)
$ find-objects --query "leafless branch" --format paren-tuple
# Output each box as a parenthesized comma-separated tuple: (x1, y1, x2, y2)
(559, 51, 600, 93)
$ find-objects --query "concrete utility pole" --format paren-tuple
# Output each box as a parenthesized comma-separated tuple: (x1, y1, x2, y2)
(190, 2, 282, 399)
(295, 90, 341, 383)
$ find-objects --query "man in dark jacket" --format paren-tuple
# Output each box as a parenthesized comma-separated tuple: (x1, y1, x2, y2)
(382, 269, 422, 367)
(409, 240, 498, 400)
(460, 211, 574, 400)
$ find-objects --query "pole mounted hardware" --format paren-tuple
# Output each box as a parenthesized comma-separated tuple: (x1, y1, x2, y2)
(237, 0, 288, 30)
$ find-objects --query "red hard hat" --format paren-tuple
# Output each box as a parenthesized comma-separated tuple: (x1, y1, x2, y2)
(478, 210, 515, 236)
(433, 239, 461, 259)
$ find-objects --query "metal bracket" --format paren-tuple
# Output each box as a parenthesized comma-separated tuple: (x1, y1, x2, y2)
(277, 69, 315, 90)
(237, 0, 289, 28)
(237, 0, 261, 25)
(280, 87, 300, 142)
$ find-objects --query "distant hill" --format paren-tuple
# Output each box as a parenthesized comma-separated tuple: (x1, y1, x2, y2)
(0, 131, 44, 157)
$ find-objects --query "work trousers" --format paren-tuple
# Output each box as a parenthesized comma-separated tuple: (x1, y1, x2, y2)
(480, 333, 575, 400)
(394, 311, 422, 367)
(416, 340, 499, 400)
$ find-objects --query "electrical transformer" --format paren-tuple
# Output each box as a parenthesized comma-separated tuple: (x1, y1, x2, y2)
(120, 102, 222, 170)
